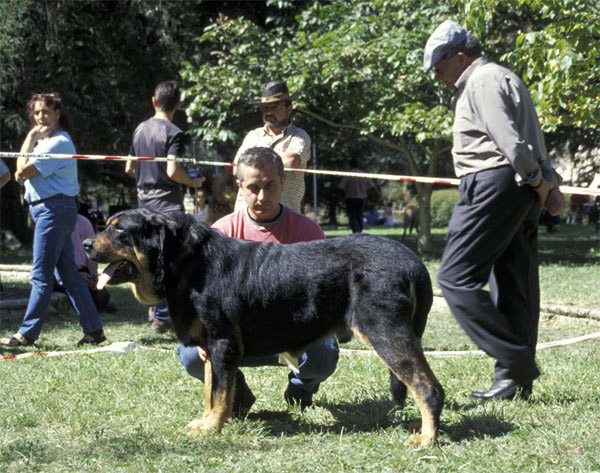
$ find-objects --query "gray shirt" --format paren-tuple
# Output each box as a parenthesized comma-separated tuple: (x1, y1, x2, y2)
(451, 57, 557, 186)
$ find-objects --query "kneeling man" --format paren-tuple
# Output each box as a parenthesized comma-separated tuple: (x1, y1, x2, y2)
(177, 147, 339, 416)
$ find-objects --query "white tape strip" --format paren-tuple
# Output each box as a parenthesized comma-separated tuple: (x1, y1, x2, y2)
(340, 331, 600, 358)
(3, 332, 599, 362)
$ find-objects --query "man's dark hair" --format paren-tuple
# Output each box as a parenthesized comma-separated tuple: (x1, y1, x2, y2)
(236, 147, 284, 182)
(154, 80, 180, 112)
(456, 34, 483, 58)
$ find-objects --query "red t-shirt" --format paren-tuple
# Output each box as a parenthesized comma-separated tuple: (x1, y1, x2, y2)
(212, 205, 324, 244)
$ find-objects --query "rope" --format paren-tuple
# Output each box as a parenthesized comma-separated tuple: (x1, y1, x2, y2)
(1, 151, 598, 195)
(2, 332, 599, 361)
(340, 331, 600, 358)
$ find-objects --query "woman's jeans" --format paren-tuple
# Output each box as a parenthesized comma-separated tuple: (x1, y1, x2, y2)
(19, 196, 103, 340)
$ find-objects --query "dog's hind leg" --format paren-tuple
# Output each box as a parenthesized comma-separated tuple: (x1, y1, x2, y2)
(353, 327, 444, 447)
(390, 370, 407, 408)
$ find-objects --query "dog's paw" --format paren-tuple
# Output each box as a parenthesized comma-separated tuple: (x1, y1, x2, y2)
(187, 417, 222, 436)
(407, 433, 435, 448)
(187, 418, 212, 437)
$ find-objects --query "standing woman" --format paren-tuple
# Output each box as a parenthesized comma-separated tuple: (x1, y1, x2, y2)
(0, 93, 105, 347)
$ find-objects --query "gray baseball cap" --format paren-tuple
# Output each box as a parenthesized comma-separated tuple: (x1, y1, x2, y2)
(423, 20, 468, 72)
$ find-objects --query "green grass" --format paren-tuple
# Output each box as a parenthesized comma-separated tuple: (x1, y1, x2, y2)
(1, 224, 599, 472)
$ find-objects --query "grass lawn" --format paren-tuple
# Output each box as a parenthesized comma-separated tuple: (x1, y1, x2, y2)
(1, 223, 599, 472)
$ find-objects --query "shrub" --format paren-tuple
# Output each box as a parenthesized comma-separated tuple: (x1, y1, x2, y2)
(431, 188, 459, 227)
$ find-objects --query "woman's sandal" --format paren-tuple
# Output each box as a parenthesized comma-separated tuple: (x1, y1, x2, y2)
(77, 330, 107, 346)
(0, 333, 35, 347)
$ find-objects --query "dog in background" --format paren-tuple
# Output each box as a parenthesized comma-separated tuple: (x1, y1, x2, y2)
(402, 203, 420, 240)
(84, 208, 444, 447)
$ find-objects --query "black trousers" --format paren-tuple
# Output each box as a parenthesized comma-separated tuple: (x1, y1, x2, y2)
(437, 166, 541, 384)
(345, 198, 365, 233)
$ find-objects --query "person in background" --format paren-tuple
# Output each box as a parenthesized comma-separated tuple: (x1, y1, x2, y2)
(54, 214, 117, 313)
(194, 189, 213, 223)
(177, 147, 339, 415)
(233, 80, 310, 213)
(125, 80, 204, 333)
(424, 20, 566, 401)
(338, 169, 378, 233)
(1, 93, 105, 347)
(0, 159, 12, 294)
(567, 193, 590, 224)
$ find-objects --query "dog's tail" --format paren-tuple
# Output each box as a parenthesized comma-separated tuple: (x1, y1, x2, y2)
(409, 273, 433, 339)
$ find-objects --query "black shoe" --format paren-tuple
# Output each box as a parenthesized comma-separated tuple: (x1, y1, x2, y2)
(232, 371, 256, 418)
(470, 379, 532, 401)
(284, 383, 313, 410)
(77, 330, 107, 346)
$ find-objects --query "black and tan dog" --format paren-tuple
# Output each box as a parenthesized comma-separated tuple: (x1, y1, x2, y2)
(84, 208, 444, 446)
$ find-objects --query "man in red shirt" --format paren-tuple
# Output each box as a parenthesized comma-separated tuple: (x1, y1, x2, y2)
(177, 147, 339, 416)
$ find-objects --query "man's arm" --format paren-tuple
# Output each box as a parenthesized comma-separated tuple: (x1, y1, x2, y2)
(125, 158, 136, 178)
(473, 78, 541, 186)
(281, 130, 311, 169)
(166, 158, 205, 188)
(473, 78, 565, 215)
(280, 151, 301, 169)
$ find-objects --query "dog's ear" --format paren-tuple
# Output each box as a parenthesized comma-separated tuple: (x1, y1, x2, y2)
(149, 213, 178, 234)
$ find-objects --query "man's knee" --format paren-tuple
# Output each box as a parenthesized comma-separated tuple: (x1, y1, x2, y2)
(299, 338, 339, 381)
(177, 343, 205, 381)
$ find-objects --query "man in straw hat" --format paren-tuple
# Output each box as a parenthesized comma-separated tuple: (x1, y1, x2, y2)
(232, 80, 310, 213)
(423, 20, 566, 402)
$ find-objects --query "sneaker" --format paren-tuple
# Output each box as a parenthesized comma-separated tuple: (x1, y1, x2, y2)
(151, 318, 172, 333)
(232, 370, 256, 418)
(284, 383, 313, 410)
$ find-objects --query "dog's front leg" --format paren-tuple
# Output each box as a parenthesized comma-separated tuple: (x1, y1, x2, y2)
(187, 358, 215, 434)
(188, 342, 240, 436)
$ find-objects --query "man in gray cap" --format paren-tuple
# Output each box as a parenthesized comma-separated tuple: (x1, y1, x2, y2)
(423, 20, 566, 401)
(232, 80, 311, 213)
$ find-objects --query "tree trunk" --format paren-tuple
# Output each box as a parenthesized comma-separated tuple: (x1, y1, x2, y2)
(415, 182, 433, 254)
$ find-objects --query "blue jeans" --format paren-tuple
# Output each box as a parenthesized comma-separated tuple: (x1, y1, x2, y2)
(152, 299, 170, 323)
(177, 338, 339, 395)
(19, 196, 103, 341)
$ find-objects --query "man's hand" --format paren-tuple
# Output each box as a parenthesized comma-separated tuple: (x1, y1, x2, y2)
(197, 346, 208, 362)
(534, 180, 567, 216)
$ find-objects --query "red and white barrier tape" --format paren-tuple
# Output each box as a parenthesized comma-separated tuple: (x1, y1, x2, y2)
(1, 151, 598, 195)
(2, 332, 599, 361)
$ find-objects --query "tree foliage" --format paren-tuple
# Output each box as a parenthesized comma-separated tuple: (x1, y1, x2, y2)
(458, 0, 599, 132)
(1, 0, 597, 248)
(182, 0, 598, 251)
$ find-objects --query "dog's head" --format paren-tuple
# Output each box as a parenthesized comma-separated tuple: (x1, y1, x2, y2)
(84, 208, 180, 305)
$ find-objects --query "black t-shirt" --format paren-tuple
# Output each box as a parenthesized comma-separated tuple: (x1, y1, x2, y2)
(130, 118, 185, 211)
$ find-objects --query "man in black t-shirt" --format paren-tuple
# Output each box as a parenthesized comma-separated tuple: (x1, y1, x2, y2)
(126, 80, 204, 332)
